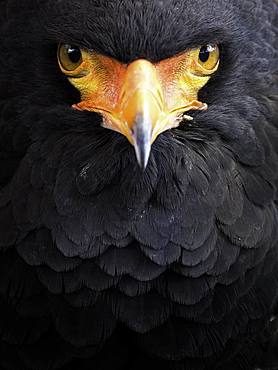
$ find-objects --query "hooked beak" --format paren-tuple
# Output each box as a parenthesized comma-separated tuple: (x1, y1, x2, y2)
(101, 60, 171, 169)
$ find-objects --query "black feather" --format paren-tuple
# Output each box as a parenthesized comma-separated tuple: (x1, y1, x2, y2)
(0, 0, 277, 369)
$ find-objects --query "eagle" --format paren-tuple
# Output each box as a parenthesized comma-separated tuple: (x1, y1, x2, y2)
(0, 0, 277, 369)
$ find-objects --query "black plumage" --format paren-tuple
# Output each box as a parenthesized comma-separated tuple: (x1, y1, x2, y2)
(0, 0, 278, 369)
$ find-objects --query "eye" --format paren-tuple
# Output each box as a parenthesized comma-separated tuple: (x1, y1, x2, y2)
(58, 44, 83, 72)
(198, 44, 220, 70)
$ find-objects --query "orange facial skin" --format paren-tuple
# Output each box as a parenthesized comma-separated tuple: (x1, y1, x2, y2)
(58, 45, 220, 166)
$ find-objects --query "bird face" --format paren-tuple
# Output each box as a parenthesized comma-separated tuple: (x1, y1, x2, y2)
(57, 43, 219, 167)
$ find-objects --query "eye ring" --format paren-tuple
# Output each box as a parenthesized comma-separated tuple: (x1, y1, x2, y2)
(58, 44, 83, 72)
(198, 44, 220, 70)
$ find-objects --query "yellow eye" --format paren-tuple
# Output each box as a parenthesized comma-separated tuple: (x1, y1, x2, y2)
(198, 44, 220, 70)
(58, 44, 83, 72)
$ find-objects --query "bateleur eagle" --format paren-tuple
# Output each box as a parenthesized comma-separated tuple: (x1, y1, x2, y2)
(0, 0, 278, 369)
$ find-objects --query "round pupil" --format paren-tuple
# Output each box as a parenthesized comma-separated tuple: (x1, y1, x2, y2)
(66, 46, 81, 64)
(199, 46, 210, 63)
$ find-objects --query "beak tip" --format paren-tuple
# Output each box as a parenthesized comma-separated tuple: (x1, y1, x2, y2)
(132, 113, 152, 170)
(134, 142, 151, 170)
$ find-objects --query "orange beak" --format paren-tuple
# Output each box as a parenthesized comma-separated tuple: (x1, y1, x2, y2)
(103, 60, 170, 168)
(71, 55, 209, 168)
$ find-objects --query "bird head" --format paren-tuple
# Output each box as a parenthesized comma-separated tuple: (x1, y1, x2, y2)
(26, 0, 245, 174)
(1, 0, 276, 222)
